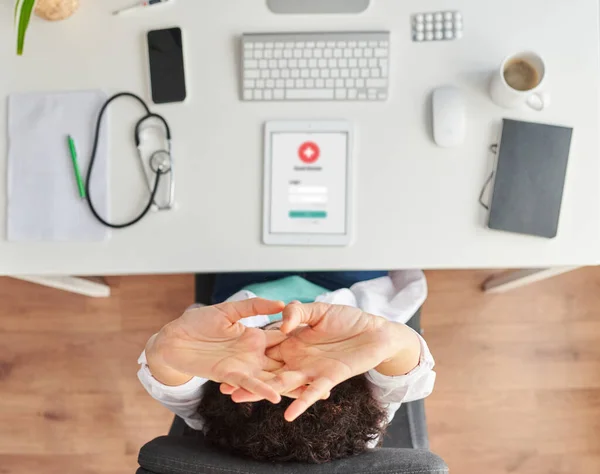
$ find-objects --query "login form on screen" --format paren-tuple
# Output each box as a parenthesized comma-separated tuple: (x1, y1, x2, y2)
(270, 132, 348, 235)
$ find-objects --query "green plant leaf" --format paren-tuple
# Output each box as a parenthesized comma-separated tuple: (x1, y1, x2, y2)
(14, 0, 22, 23)
(17, 0, 36, 56)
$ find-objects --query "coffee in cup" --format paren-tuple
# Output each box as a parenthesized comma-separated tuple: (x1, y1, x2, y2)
(503, 58, 540, 91)
(490, 51, 550, 111)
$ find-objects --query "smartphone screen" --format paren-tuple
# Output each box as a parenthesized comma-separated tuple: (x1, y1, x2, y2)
(269, 132, 349, 235)
(147, 27, 187, 104)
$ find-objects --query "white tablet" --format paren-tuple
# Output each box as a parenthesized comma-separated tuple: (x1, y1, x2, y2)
(263, 121, 354, 246)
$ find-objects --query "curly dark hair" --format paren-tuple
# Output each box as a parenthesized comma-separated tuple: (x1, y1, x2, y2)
(197, 374, 388, 464)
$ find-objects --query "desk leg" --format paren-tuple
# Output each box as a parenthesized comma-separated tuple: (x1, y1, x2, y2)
(482, 267, 581, 293)
(11, 276, 111, 298)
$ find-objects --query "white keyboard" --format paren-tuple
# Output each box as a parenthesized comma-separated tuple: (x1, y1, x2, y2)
(241, 31, 391, 102)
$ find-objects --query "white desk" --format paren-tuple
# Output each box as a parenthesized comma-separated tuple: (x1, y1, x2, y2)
(1, 0, 599, 280)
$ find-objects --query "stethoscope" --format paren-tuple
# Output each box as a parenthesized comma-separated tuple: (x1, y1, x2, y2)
(85, 92, 175, 229)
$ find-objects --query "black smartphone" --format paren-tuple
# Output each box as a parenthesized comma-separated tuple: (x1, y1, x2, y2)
(147, 27, 187, 104)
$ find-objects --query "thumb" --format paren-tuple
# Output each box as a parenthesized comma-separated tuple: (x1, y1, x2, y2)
(280, 302, 330, 334)
(264, 329, 288, 348)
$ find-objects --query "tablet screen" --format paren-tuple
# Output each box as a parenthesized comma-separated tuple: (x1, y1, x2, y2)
(269, 132, 349, 235)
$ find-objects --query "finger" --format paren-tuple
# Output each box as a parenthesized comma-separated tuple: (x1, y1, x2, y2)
(285, 377, 336, 422)
(220, 383, 237, 395)
(264, 355, 284, 372)
(289, 300, 301, 305)
(264, 330, 287, 348)
(229, 371, 277, 403)
(265, 370, 309, 395)
(284, 387, 331, 400)
(265, 343, 286, 364)
(216, 298, 286, 324)
(280, 302, 330, 334)
(224, 372, 281, 404)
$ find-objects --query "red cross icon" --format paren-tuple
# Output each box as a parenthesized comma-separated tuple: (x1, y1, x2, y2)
(298, 142, 320, 164)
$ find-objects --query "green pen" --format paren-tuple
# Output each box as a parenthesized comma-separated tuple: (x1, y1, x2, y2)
(67, 135, 86, 199)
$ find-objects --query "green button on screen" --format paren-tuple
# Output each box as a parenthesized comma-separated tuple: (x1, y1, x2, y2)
(289, 211, 328, 219)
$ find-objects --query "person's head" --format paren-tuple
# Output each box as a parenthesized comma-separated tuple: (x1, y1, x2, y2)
(198, 374, 388, 464)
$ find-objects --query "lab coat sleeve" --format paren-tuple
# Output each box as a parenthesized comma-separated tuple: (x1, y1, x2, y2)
(137, 350, 208, 431)
(365, 330, 436, 404)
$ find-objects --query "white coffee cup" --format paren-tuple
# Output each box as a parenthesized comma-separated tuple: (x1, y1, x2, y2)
(489, 51, 550, 111)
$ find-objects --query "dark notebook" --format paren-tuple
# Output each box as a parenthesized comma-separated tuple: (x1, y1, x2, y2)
(488, 119, 573, 239)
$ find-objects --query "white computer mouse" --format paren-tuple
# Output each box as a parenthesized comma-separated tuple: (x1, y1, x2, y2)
(432, 86, 466, 147)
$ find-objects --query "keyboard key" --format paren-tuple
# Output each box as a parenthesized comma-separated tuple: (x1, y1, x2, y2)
(339, 58, 348, 68)
(244, 50, 253, 59)
(265, 42, 274, 49)
(331, 69, 340, 78)
(341, 69, 350, 78)
(278, 59, 288, 68)
(310, 69, 319, 78)
(349, 41, 357, 47)
(338, 41, 348, 47)
(254, 50, 264, 59)
(368, 41, 378, 47)
(321, 69, 330, 78)
(244, 79, 256, 89)
(283, 49, 292, 58)
(261, 70, 269, 79)
(346, 78, 355, 88)
(364, 48, 373, 57)
(335, 78, 344, 88)
(374, 48, 388, 57)
(359, 58, 367, 67)
(255, 90, 263, 99)
(301, 69, 309, 78)
(269, 59, 277, 68)
(360, 69, 370, 78)
(244, 42, 254, 49)
(275, 42, 284, 48)
(305, 79, 315, 88)
(259, 59, 268, 68)
(299, 59, 308, 68)
(296, 79, 305, 88)
(286, 79, 295, 88)
(380, 59, 389, 76)
(294, 50, 302, 58)
(296, 41, 306, 48)
(358, 92, 367, 99)
(349, 58, 358, 68)
(308, 59, 317, 68)
(255, 43, 264, 49)
(314, 49, 323, 58)
(371, 68, 380, 78)
(287, 89, 335, 100)
(343, 49, 353, 58)
(266, 79, 275, 88)
(245, 60, 258, 69)
(264, 90, 272, 100)
(281, 69, 290, 78)
(244, 89, 253, 100)
(264, 50, 273, 58)
(256, 79, 265, 89)
(335, 89, 347, 99)
(326, 41, 336, 48)
(245, 69, 260, 79)
(316, 79, 325, 88)
(275, 77, 284, 87)
(326, 79, 335, 88)
(274, 89, 284, 99)
(348, 88, 358, 99)
(324, 49, 333, 58)
(318, 59, 327, 68)
(303, 49, 313, 58)
(369, 58, 378, 67)
(334, 49, 343, 58)
(367, 78, 387, 88)
(356, 78, 365, 88)
(354, 49, 363, 57)
(289, 59, 298, 68)
(291, 69, 300, 78)
(358, 41, 367, 47)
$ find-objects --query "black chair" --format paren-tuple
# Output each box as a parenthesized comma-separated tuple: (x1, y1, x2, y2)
(136, 274, 448, 474)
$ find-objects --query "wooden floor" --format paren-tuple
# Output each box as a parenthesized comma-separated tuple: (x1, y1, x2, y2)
(1, 269, 600, 474)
